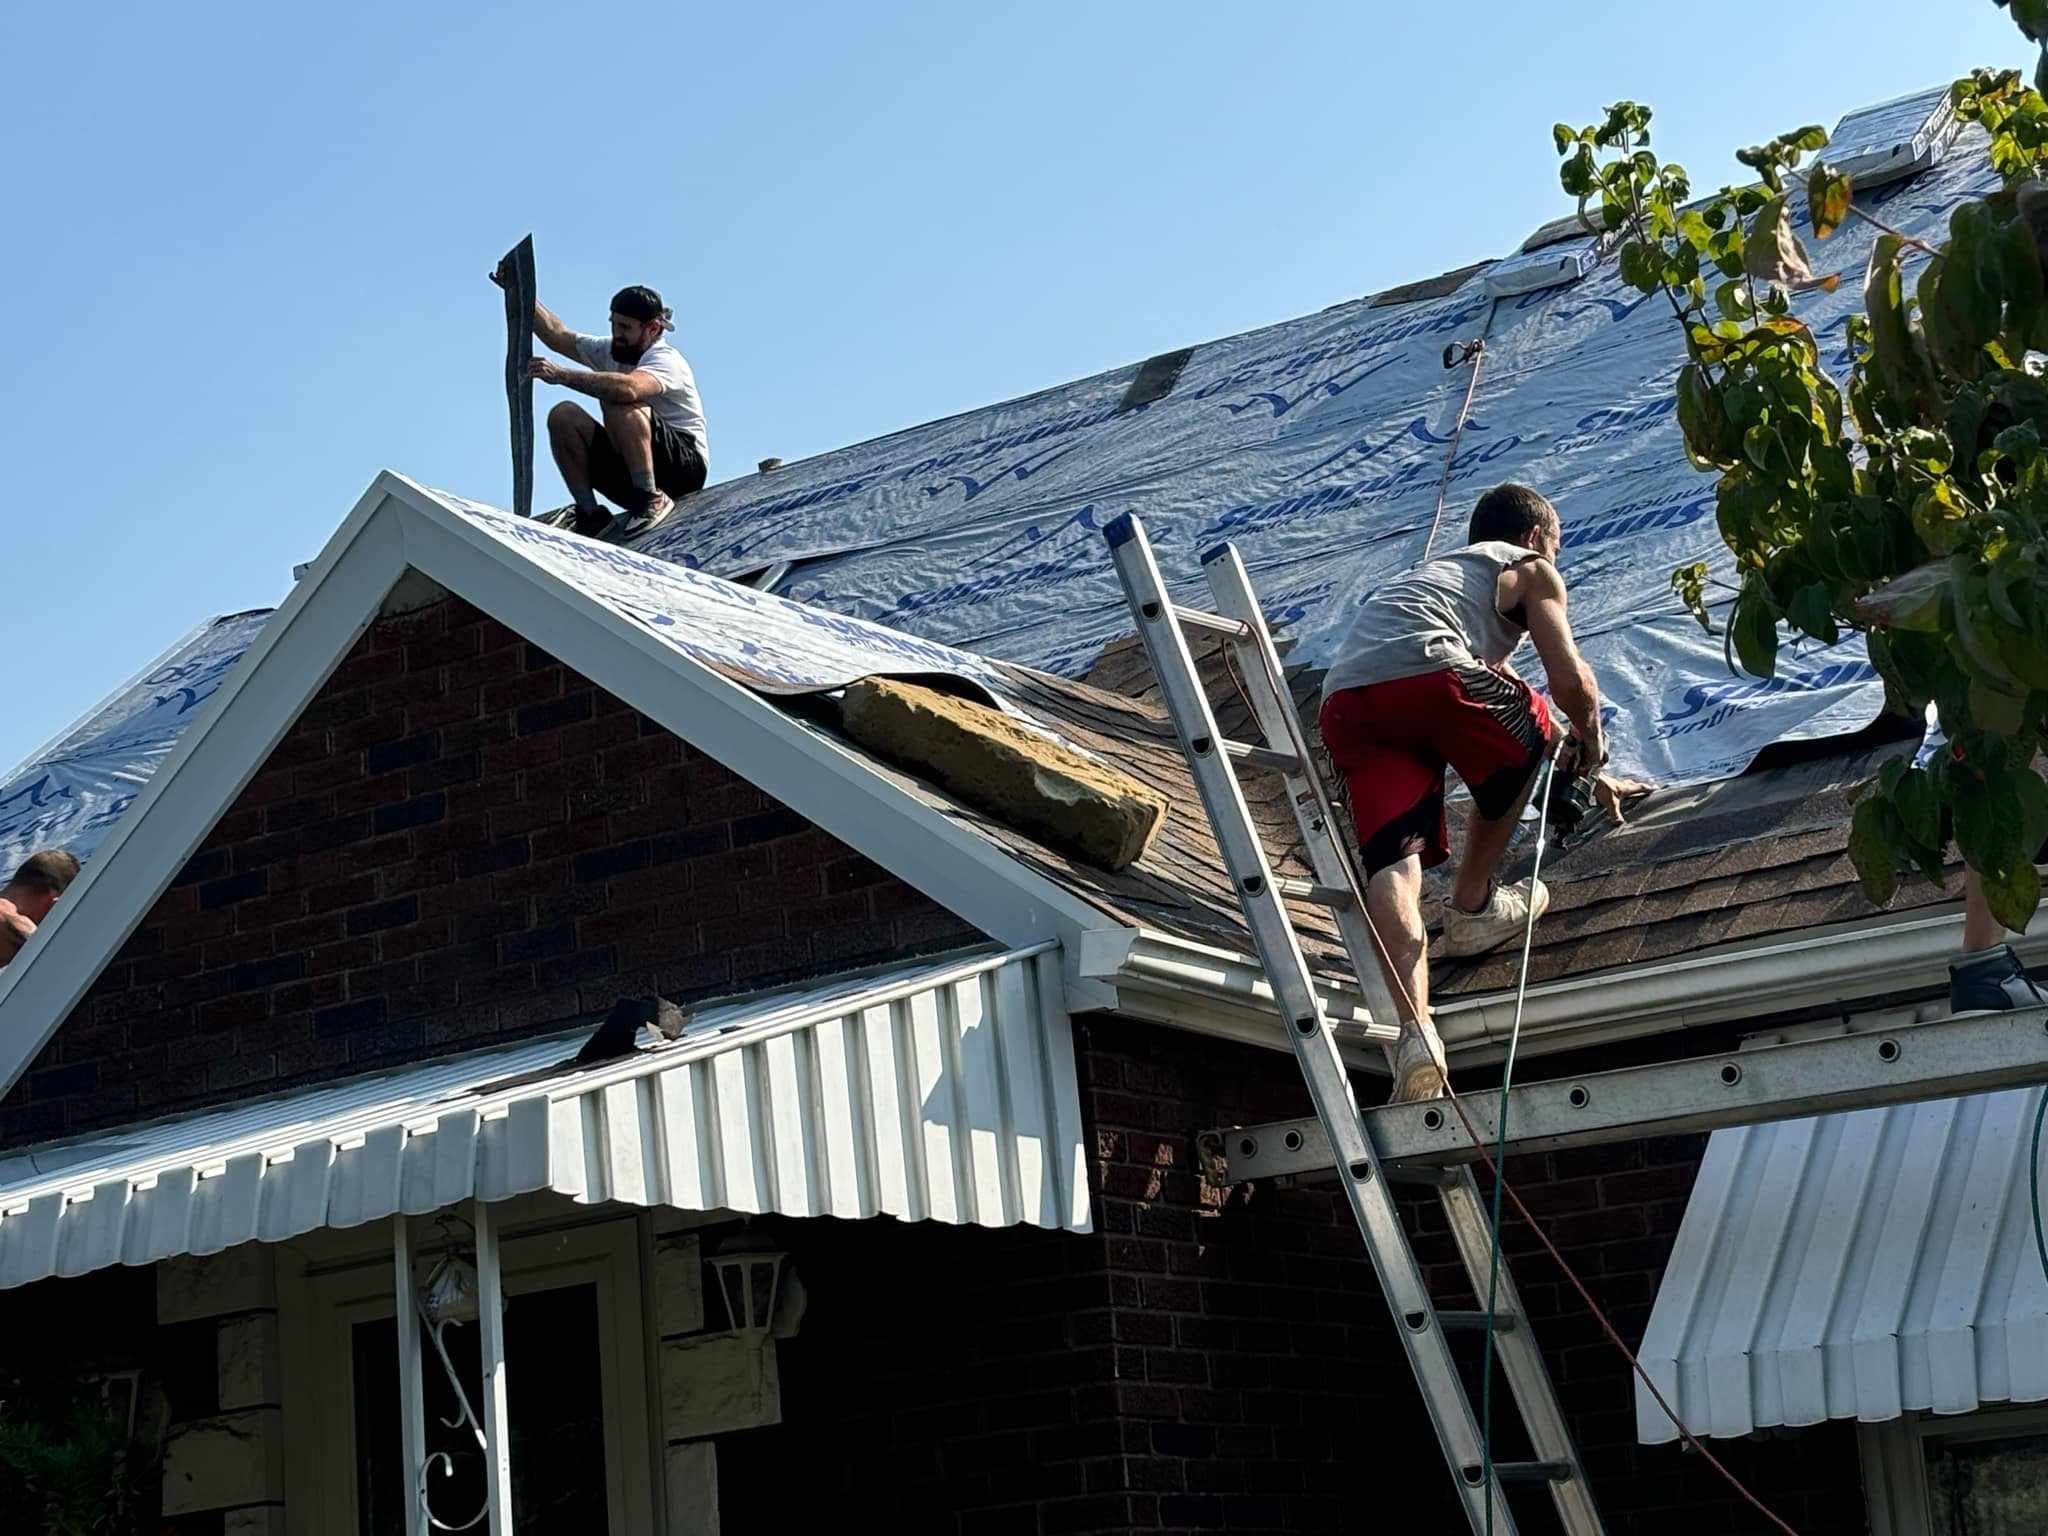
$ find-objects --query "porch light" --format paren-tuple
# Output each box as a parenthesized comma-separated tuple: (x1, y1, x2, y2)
(420, 1219, 480, 1328)
(708, 1231, 787, 1333)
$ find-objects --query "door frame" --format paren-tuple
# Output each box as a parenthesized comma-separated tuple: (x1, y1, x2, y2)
(279, 1208, 656, 1535)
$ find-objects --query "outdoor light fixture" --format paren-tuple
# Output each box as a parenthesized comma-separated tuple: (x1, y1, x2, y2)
(708, 1230, 787, 1334)
(420, 1234, 480, 1328)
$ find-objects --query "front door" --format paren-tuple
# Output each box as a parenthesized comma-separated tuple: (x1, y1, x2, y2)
(284, 1215, 656, 1536)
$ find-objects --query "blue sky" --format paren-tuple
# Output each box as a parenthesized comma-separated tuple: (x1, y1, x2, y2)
(0, 0, 2021, 773)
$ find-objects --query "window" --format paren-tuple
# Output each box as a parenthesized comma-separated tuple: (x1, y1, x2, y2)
(282, 1215, 655, 1536)
(1863, 1407, 2048, 1534)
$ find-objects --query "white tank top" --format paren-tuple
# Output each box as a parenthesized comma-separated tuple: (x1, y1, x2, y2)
(1320, 540, 1539, 698)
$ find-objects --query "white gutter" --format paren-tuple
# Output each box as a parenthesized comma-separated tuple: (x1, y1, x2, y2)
(1093, 901, 2048, 1070)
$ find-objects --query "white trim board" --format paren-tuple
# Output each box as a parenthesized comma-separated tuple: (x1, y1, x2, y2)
(0, 473, 1126, 1099)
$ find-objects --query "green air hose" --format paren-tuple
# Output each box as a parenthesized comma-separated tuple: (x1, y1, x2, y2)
(1480, 747, 1563, 1536)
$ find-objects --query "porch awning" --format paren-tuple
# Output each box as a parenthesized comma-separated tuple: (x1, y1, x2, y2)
(1636, 1086, 2048, 1443)
(0, 944, 1088, 1289)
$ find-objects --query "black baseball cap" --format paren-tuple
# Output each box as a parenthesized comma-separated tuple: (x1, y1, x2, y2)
(610, 285, 673, 326)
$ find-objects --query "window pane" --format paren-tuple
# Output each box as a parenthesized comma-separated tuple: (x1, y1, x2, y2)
(1925, 1431, 2048, 1535)
(352, 1283, 611, 1536)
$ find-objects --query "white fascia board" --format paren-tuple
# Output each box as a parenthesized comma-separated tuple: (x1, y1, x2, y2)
(0, 479, 406, 1087)
(0, 473, 1130, 1097)
(1100, 900, 2046, 1068)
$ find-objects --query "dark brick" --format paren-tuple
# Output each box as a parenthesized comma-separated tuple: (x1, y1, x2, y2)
(365, 732, 443, 777)
(28, 1061, 98, 1100)
(170, 848, 230, 888)
(501, 922, 576, 962)
(732, 806, 809, 847)
(573, 842, 650, 883)
(517, 693, 593, 736)
(372, 793, 446, 835)
(458, 838, 530, 878)
(347, 896, 419, 936)
(410, 752, 481, 794)
(313, 998, 388, 1039)
(197, 871, 266, 910)
(229, 954, 306, 992)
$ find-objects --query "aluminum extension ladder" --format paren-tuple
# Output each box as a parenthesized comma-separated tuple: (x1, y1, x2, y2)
(1103, 513, 1602, 1536)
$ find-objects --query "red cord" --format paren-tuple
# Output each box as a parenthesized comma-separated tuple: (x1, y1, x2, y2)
(1338, 875, 1804, 1534)
(1432, 1083, 1805, 1536)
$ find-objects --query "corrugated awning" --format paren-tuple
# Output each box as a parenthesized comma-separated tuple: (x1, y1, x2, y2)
(0, 945, 1088, 1289)
(1637, 1086, 2048, 1443)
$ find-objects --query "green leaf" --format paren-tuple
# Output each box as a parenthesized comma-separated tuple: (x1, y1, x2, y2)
(1956, 763, 2026, 873)
(1712, 279, 1754, 320)
(1731, 587, 1780, 678)
(1911, 483, 1971, 556)
(1670, 561, 1713, 632)
(1971, 672, 2028, 733)
(1894, 765, 1943, 850)
(1617, 239, 1659, 292)
(1848, 796, 1902, 907)
(1864, 234, 1942, 419)
(1743, 196, 1818, 289)
(1788, 582, 1841, 644)
(1553, 122, 1577, 155)
(1980, 858, 2042, 933)
(1676, 363, 1740, 468)
(2012, 763, 2048, 860)
(1677, 209, 1714, 252)
(1561, 145, 1597, 199)
(1805, 163, 1853, 240)
(1786, 124, 1829, 154)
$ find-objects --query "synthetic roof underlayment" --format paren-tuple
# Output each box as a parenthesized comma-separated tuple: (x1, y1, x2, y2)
(1636, 1085, 2048, 1442)
(0, 945, 1089, 1290)
(0, 86, 1977, 881)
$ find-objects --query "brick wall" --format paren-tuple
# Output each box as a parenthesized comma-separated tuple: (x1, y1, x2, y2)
(1, 594, 979, 1148)
(1074, 1019, 1871, 1536)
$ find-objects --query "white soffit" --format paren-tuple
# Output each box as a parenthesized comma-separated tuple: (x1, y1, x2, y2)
(1636, 1087, 2048, 1443)
(0, 945, 1089, 1289)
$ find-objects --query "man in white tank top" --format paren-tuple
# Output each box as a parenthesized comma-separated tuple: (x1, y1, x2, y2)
(1319, 484, 1645, 1101)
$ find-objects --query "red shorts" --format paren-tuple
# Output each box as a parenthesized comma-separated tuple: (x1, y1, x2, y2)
(1319, 665, 1553, 876)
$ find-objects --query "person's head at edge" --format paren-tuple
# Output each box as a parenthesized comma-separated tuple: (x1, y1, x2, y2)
(5, 849, 80, 924)
(1468, 481, 1562, 562)
(607, 285, 672, 366)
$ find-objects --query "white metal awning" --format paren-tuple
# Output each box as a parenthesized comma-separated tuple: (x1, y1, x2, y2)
(1637, 1086, 2048, 1443)
(0, 945, 1088, 1288)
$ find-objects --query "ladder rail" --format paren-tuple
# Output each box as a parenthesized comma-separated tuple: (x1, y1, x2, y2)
(1105, 515, 1530, 1534)
(1105, 514, 1605, 1535)
(1202, 541, 1601, 1528)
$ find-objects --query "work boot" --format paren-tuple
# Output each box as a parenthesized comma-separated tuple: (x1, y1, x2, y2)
(1390, 1020, 1450, 1103)
(1948, 944, 2048, 1014)
(569, 503, 615, 539)
(606, 490, 677, 543)
(1436, 878, 1551, 960)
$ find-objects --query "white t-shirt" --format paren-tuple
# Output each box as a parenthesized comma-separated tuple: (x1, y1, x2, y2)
(573, 334, 710, 465)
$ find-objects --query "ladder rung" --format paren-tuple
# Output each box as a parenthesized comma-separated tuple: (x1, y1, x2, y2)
(1221, 739, 1299, 774)
(1477, 1460, 1576, 1488)
(1437, 1310, 1518, 1335)
(1171, 604, 1253, 641)
(1273, 876, 1356, 910)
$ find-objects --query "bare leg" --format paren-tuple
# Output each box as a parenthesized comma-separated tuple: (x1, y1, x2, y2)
(1365, 855, 1429, 1024)
(1450, 757, 1549, 912)
(601, 398, 657, 489)
(547, 401, 601, 507)
(1963, 870, 2003, 951)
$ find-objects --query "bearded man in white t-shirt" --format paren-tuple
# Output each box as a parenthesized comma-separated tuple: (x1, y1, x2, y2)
(507, 281, 711, 542)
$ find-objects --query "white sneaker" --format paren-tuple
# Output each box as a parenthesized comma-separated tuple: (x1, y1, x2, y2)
(1435, 878, 1551, 960)
(1389, 1020, 1449, 1103)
